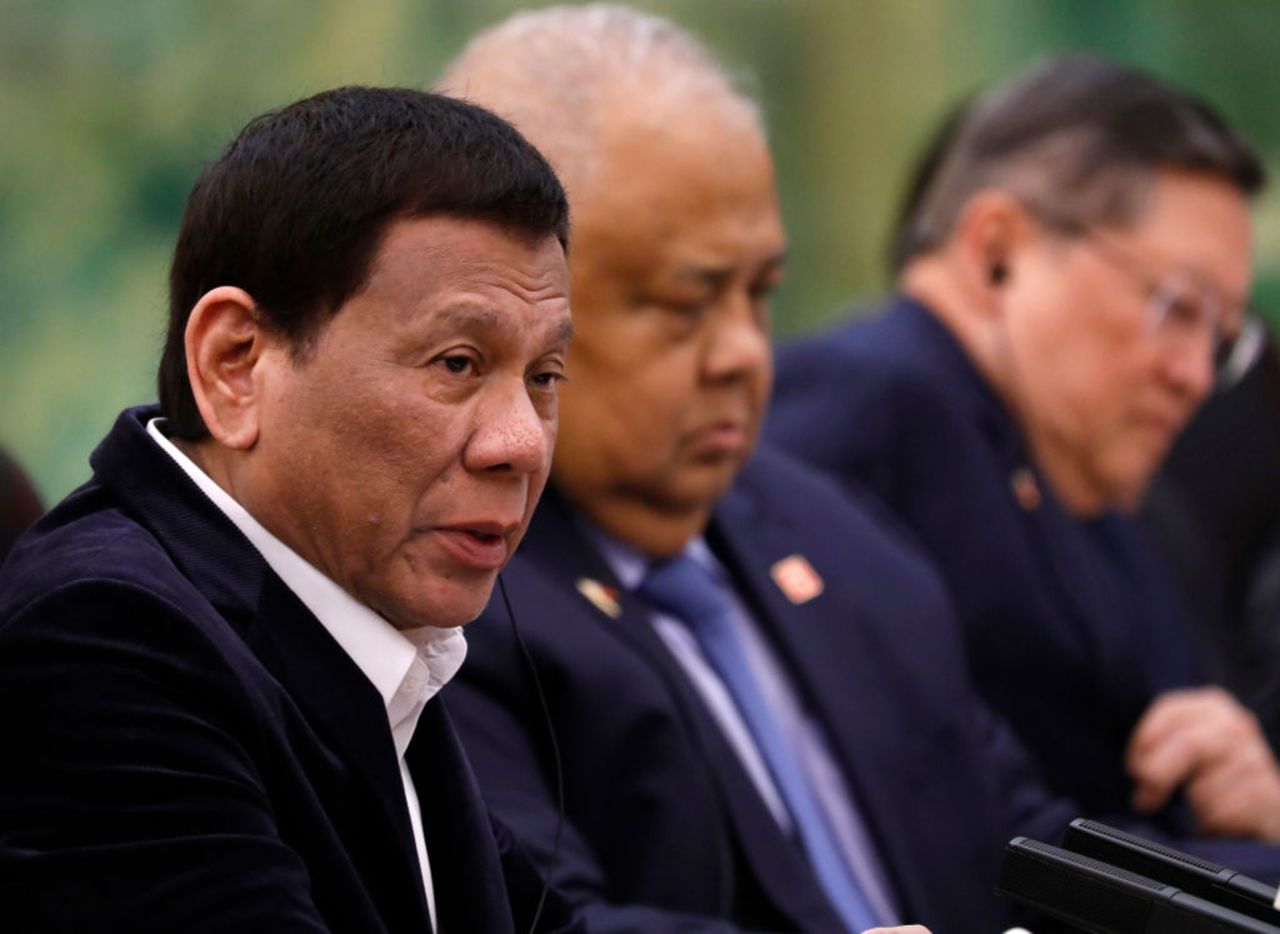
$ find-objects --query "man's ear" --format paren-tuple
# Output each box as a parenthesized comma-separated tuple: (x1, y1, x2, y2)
(952, 189, 1034, 315)
(184, 286, 271, 450)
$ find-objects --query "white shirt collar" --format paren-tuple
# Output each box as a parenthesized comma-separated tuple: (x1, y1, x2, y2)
(581, 517, 721, 593)
(146, 417, 466, 758)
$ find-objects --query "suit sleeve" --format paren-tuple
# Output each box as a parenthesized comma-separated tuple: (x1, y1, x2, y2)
(968, 641, 1280, 888)
(768, 342, 905, 507)
(488, 815, 585, 934)
(0, 581, 331, 933)
(769, 343, 990, 554)
(449, 638, 771, 934)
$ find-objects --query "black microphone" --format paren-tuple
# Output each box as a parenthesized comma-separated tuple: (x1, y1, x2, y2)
(997, 836, 1280, 933)
(1064, 819, 1279, 924)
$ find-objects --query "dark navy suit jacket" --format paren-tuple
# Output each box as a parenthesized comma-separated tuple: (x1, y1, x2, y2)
(768, 295, 1280, 879)
(450, 447, 1086, 933)
(0, 406, 576, 933)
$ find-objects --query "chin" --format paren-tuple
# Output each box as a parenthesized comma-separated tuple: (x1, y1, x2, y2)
(425, 592, 499, 629)
(375, 579, 498, 631)
(1103, 467, 1159, 514)
(659, 469, 740, 514)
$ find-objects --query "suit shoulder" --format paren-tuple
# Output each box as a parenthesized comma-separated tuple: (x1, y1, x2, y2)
(6, 487, 189, 592)
(776, 316, 951, 413)
(733, 446, 940, 582)
(0, 494, 234, 672)
(769, 313, 959, 477)
(469, 555, 601, 658)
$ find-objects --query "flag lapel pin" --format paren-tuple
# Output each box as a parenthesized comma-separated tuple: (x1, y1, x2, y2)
(770, 554, 824, 605)
(576, 577, 622, 619)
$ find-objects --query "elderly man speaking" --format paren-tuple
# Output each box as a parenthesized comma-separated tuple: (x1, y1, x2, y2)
(0, 87, 578, 932)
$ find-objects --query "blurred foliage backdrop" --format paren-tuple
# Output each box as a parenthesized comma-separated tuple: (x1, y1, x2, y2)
(5, 0, 1280, 503)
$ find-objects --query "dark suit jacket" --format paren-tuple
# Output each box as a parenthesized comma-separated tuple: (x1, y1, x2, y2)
(767, 295, 1280, 879)
(450, 448, 1083, 933)
(1140, 340, 1280, 751)
(0, 406, 576, 933)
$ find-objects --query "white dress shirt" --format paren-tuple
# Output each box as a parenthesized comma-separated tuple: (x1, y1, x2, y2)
(590, 526, 901, 925)
(147, 418, 465, 930)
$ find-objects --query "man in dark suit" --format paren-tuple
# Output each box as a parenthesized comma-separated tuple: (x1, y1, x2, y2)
(433, 11, 1280, 933)
(769, 57, 1280, 852)
(0, 87, 580, 933)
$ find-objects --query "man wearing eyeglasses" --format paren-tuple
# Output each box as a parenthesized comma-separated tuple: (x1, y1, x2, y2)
(768, 56, 1280, 851)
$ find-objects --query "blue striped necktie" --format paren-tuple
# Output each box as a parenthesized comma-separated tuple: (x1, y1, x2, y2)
(640, 554, 881, 933)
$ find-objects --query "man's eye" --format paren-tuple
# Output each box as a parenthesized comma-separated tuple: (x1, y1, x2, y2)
(439, 355, 475, 375)
(1163, 295, 1207, 331)
(651, 296, 710, 318)
(530, 371, 567, 390)
(749, 277, 780, 303)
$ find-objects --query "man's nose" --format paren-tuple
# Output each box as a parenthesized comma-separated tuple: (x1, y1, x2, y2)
(465, 380, 551, 476)
(1161, 329, 1216, 403)
(703, 290, 770, 381)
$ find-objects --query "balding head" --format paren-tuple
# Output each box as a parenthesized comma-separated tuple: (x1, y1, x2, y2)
(435, 3, 761, 195)
(437, 3, 785, 558)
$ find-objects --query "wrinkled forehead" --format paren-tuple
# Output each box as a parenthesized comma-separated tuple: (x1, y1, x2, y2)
(1112, 169, 1254, 301)
(364, 216, 566, 285)
(331, 216, 571, 344)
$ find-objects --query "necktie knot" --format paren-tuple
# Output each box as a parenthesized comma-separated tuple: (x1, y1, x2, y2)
(638, 554, 732, 630)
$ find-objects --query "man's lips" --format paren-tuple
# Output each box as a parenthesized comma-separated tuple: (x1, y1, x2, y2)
(688, 421, 750, 457)
(430, 520, 521, 571)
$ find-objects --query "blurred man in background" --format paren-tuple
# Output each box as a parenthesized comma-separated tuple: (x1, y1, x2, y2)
(770, 56, 1280, 855)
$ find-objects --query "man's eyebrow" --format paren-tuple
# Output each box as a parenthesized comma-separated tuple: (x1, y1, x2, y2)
(673, 266, 732, 290)
(419, 305, 574, 346)
(433, 305, 506, 332)
(672, 250, 790, 287)
(551, 317, 575, 345)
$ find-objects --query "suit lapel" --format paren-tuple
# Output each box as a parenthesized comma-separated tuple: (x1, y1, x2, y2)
(247, 578, 433, 933)
(94, 407, 433, 934)
(907, 306, 1108, 665)
(709, 472, 932, 919)
(407, 698, 514, 934)
(522, 491, 847, 932)
(1018, 483, 1115, 659)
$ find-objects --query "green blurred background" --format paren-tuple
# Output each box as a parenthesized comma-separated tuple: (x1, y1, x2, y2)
(4, 0, 1280, 504)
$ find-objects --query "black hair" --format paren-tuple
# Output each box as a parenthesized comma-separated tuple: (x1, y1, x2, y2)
(158, 85, 570, 439)
(891, 55, 1265, 273)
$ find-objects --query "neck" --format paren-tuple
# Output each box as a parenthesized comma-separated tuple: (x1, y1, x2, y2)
(173, 436, 229, 491)
(173, 436, 273, 522)
(569, 490, 710, 559)
(1016, 428, 1108, 517)
(901, 260, 1107, 519)
(901, 258, 1006, 395)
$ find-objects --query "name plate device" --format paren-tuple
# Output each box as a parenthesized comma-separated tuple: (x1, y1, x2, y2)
(997, 835, 1280, 933)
